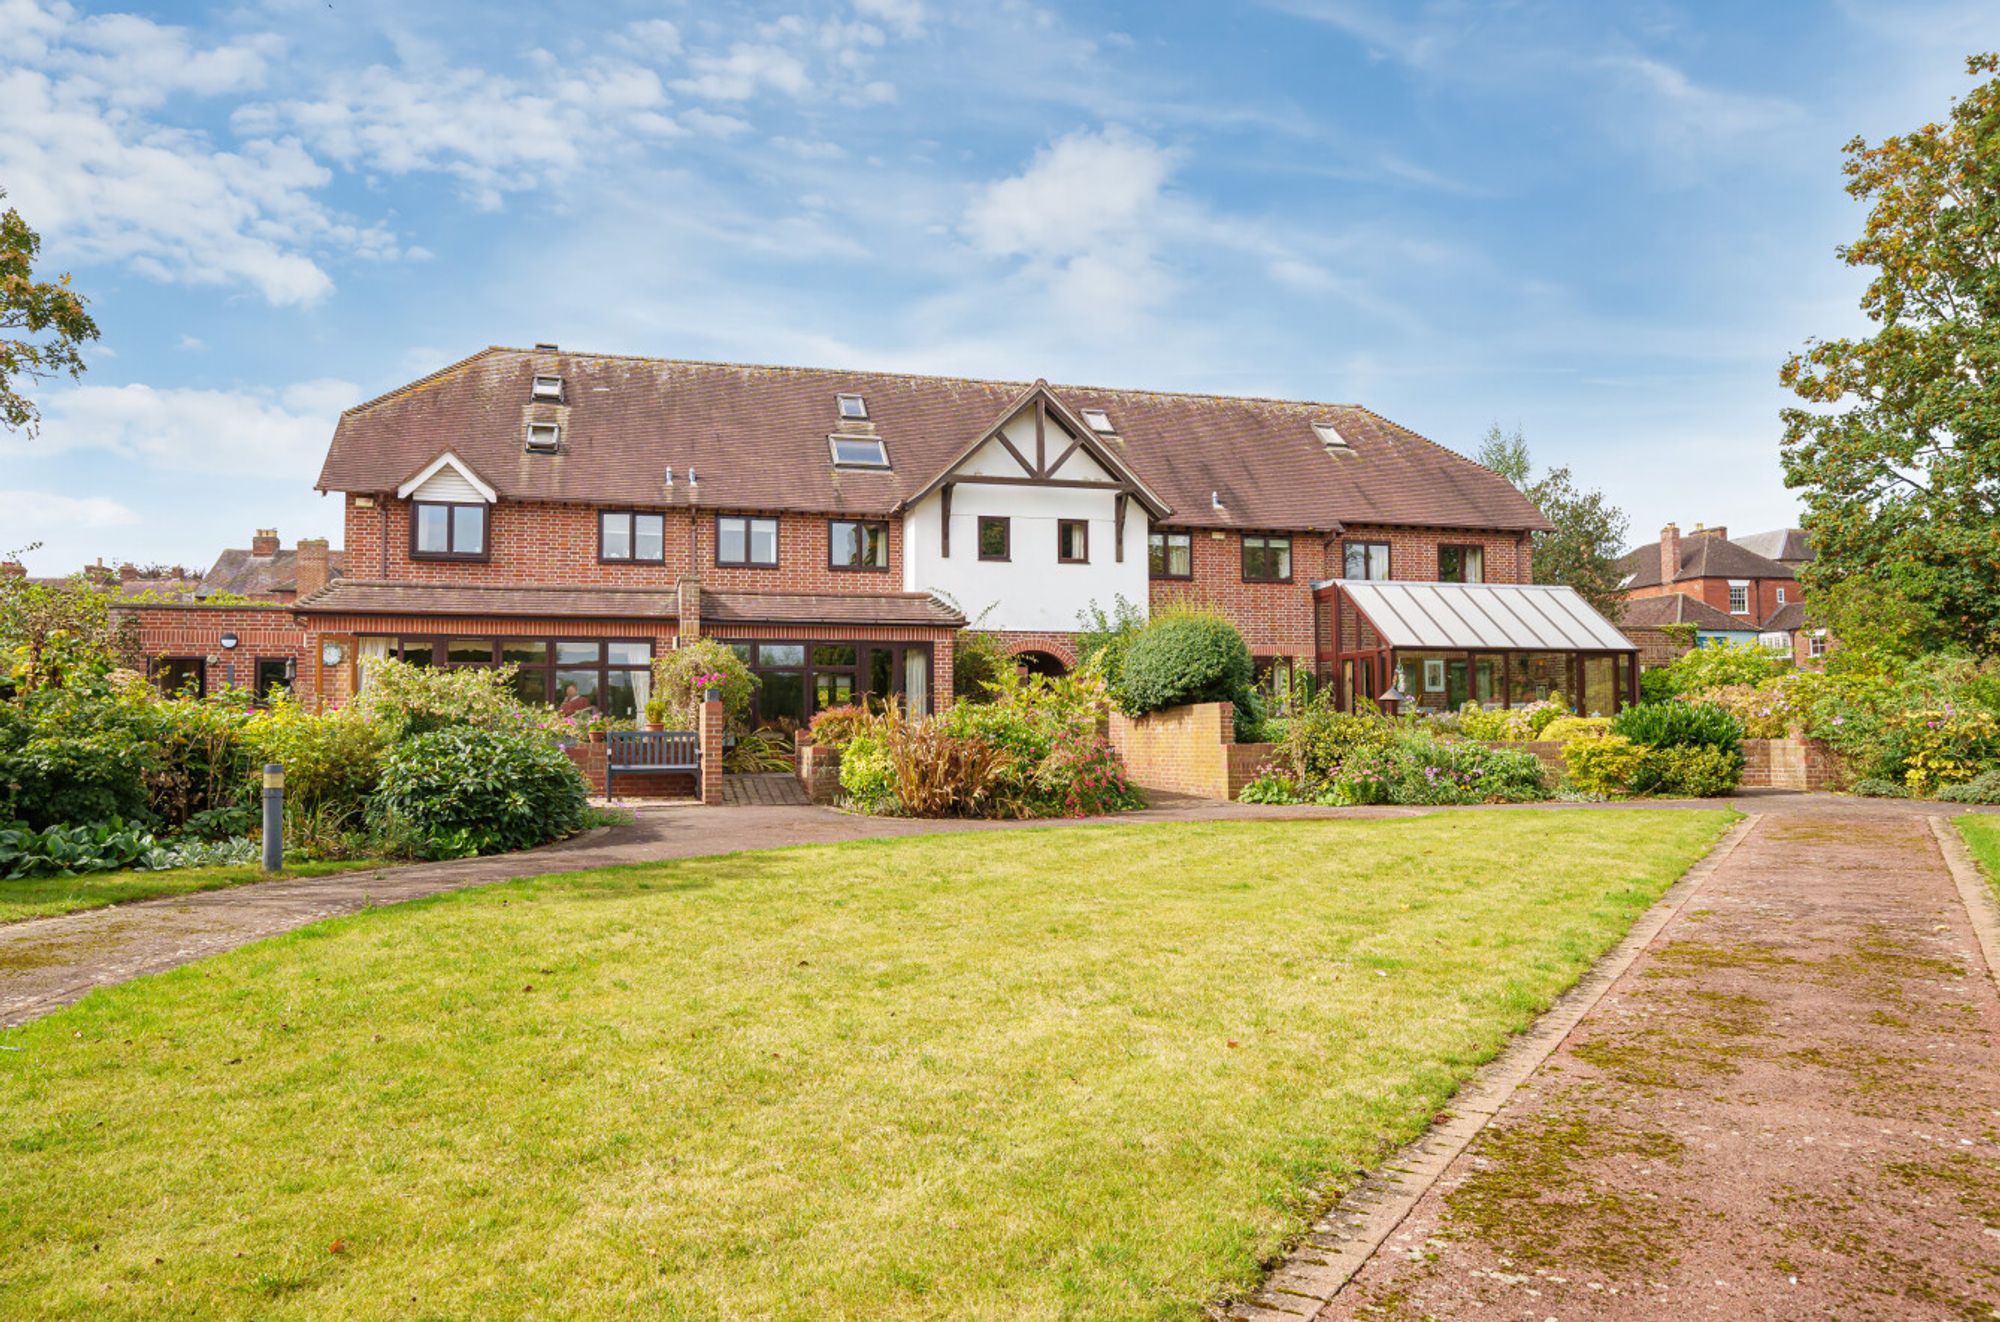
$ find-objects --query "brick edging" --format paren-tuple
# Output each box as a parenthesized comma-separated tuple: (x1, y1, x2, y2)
(1218, 812, 1763, 1321)
(1927, 815, 2000, 993)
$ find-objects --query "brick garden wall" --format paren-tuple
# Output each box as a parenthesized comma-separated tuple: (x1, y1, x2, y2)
(1106, 700, 1272, 800)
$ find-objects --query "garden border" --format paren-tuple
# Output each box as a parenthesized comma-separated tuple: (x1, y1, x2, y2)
(1927, 815, 2000, 993)
(1217, 811, 1760, 1321)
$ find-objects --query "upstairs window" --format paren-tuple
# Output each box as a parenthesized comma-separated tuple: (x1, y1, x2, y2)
(978, 516, 1010, 562)
(412, 501, 487, 559)
(1775, 586, 1787, 605)
(1057, 519, 1089, 564)
(717, 515, 779, 568)
(1808, 630, 1829, 658)
(829, 435, 889, 468)
(600, 511, 665, 563)
(1080, 407, 1115, 434)
(1243, 533, 1292, 583)
(829, 519, 889, 570)
(1438, 544, 1484, 583)
(1149, 530, 1192, 579)
(837, 393, 868, 420)
(1728, 582, 1750, 614)
(1343, 540, 1390, 581)
(531, 375, 564, 402)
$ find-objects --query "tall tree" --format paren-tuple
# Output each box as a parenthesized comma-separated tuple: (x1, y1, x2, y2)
(1, 189, 99, 436)
(1780, 53, 2000, 656)
(1474, 423, 1630, 618)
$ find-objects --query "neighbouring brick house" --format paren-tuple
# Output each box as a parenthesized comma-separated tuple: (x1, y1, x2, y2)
(38, 345, 1638, 722)
(1617, 522, 1829, 667)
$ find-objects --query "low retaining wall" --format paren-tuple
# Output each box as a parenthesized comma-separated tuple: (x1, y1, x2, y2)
(1106, 701, 1272, 801)
(563, 741, 693, 799)
(796, 740, 842, 804)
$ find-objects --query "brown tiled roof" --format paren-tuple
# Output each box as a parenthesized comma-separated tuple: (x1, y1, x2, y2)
(1619, 533, 1794, 590)
(1617, 593, 1752, 631)
(198, 547, 347, 598)
(293, 579, 962, 628)
(1760, 600, 1806, 632)
(317, 347, 1551, 534)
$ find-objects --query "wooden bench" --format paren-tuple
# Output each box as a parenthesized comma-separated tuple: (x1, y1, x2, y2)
(606, 730, 700, 800)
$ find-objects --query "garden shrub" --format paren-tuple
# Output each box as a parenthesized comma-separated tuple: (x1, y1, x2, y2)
(0, 818, 155, 879)
(1115, 607, 1260, 739)
(1629, 743, 1742, 798)
(1612, 701, 1744, 756)
(141, 695, 256, 831)
(883, 718, 1014, 817)
(1542, 715, 1611, 743)
(653, 637, 757, 730)
(806, 704, 871, 750)
(1252, 693, 1546, 806)
(369, 726, 589, 859)
(1892, 707, 2000, 795)
(1562, 733, 1645, 797)
(352, 658, 532, 739)
(1457, 698, 1569, 741)
(1238, 771, 1303, 804)
(1849, 776, 1908, 798)
(1640, 640, 1790, 702)
(246, 698, 385, 824)
(0, 685, 156, 830)
(1933, 770, 2000, 804)
(837, 731, 899, 813)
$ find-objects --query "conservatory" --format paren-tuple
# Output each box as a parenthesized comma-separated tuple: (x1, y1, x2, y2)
(1313, 578, 1640, 717)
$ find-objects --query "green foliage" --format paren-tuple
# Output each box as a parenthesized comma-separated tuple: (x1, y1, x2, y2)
(0, 683, 155, 829)
(0, 567, 128, 692)
(1474, 424, 1630, 618)
(1255, 692, 1547, 805)
(369, 726, 589, 859)
(1542, 715, 1611, 743)
(1778, 54, 2000, 657)
(0, 818, 153, 879)
(244, 697, 384, 822)
(1933, 770, 2000, 804)
(1629, 744, 1743, 798)
(1115, 606, 1260, 740)
(724, 728, 794, 773)
(835, 730, 899, 813)
(351, 657, 533, 739)
(1612, 701, 1744, 756)
(654, 637, 758, 731)
(1850, 776, 1909, 798)
(806, 704, 870, 750)
(1894, 707, 2000, 795)
(951, 630, 1013, 706)
(1456, 697, 1569, 741)
(1, 191, 101, 436)
(1237, 772, 1303, 804)
(1562, 733, 1646, 797)
(140, 695, 256, 831)
(1639, 641, 1791, 703)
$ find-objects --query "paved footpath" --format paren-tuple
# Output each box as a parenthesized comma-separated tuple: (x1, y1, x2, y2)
(1259, 803, 2000, 1321)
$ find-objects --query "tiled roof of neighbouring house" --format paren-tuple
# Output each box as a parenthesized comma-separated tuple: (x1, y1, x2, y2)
(198, 547, 347, 598)
(316, 346, 1553, 534)
(1730, 528, 1814, 565)
(1618, 533, 1795, 591)
(1759, 600, 1807, 632)
(292, 579, 964, 628)
(1617, 592, 1752, 632)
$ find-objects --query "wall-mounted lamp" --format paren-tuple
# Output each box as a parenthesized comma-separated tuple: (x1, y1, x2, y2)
(219, 632, 239, 650)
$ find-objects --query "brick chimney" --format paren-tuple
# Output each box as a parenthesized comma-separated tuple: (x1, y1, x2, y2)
(85, 558, 113, 585)
(119, 563, 139, 581)
(1659, 523, 1681, 586)
(294, 538, 331, 598)
(0, 560, 24, 579)
(676, 575, 702, 640)
(252, 528, 280, 556)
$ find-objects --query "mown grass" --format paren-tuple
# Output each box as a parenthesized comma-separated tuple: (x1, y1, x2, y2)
(1956, 814, 2000, 900)
(0, 859, 385, 924)
(0, 810, 1731, 1320)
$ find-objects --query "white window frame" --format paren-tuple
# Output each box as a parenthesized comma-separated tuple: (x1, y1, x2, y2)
(1080, 407, 1115, 434)
(531, 375, 564, 402)
(1808, 630, 1829, 658)
(836, 393, 868, 420)
(525, 422, 561, 453)
(1727, 580, 1750, 614)
(827, 434, 890, 468)
(1775, 585, 1786, 605)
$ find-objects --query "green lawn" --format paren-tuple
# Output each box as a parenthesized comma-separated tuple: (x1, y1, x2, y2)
(1956, 814, 2000, 898)
(0, 858, 386, 924)
(0, 810, 1731, 1320)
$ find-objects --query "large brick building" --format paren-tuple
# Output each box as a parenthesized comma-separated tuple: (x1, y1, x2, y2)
(83, 344, 1641, 721)
(1617, 522, 1827, 666)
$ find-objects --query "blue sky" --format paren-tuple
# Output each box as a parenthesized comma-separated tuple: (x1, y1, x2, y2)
(1, 0, 1990, 574)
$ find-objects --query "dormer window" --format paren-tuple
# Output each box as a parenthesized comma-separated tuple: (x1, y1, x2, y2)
(525, 422, 561, 454)
(531, 375, 564, 402)
(1313, 421, 1351, 451)
(829, 435, 889, 468)
(837, 393, 868, 420)
(1080, 407, 1115, 434)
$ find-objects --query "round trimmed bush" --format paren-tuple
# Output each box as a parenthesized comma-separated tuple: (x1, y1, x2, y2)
(369, 726, 588, 859)
(1118, 611, 1254, 722)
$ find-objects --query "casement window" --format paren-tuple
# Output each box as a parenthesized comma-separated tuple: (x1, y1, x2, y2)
(1438, 544, 1484, 583)
(716, 515, 779, 567)
(1242, 533, 1293, 583)
(151, 657, 205, 697)
(1808, 631, 1829, 658)
(828, 435, 889, 467)
(1057, 519, 1089, 564)
(1775, 586, 1787, 605)
(978, 516, 1010, 561)
(829, 519, 890, 570)
(599, 511, 666, 563)
(1728, 581, 1750, 614)
(1343, 540, 1390, 580)
(1149, 530, 1192, 579)
(253, 658, 291, 702)
(367, 637, 654, 717)
(412, 501, 487, 559)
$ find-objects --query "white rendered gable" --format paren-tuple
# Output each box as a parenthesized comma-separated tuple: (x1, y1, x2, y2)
(396, 451, 496, 503)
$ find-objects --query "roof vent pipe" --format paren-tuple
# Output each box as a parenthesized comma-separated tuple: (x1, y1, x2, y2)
(533, 341, 558, 351)
(1211, 490, 1224, 511)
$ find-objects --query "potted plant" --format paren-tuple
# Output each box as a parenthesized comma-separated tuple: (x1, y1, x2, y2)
(644, 696, 668, 731)
(694, 670, 725, 704)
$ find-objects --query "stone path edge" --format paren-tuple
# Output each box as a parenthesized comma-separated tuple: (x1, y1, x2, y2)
(1928, 814, 2000, 991)
(1213, 811, 1762, 1322)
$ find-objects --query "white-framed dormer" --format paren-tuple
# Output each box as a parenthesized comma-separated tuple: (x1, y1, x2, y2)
(896, 382, 1170, 633)
(397, 451, 496, 561)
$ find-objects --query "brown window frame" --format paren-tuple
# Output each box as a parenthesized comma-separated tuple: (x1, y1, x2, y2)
(715, 513, 781, 569)
(1057, 518, 1089, 564)
(1342, 539, 1391, 581)
(828, 518, 891, 572)
(253, 657, 292, 702)
(978, 516, 1010, 562)
(1241, 532, 1293, 583)
(1438, 543, 1484, 583)
(598, 509, 668, 564)
(151, 656, 206, 697)
(1149, 529, 1193, 580)
(410, 500, 489, 561)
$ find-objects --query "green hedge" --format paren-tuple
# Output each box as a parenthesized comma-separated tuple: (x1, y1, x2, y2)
(370, 726, 589, 859)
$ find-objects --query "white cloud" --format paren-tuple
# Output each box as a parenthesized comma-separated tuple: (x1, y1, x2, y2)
(621, 18, 682, 59)
(853, 0, 925, 37)
(0, 489, 138, 532)
(18, 379, 363, 479)
(176, 335, 205, 351)
(672, 43, 811, 101)
(1597, 55, 1803, 166)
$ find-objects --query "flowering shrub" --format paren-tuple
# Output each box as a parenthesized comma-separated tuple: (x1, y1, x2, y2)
(1032, 729, 1143, 817)
(1894, 707, 2000, 795)
(1456, 698, 1569, 741)
(1562, 733, 1646, 797)
(806, 704, 870, 750)
(653, 638, 757, 731)
(1247, 695, 1547, 805)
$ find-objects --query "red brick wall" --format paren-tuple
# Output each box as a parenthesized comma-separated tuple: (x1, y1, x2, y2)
(1105, 700, 1273, 800)
(1624, 574, 1793, 625)
(120, 605, 316, 701)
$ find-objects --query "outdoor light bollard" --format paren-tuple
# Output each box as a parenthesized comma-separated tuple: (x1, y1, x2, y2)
(261, 762, 284, 873)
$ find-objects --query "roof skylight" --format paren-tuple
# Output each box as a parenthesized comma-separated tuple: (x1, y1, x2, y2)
(829, 434, 889, 468)
(525, 422, 562, 454)
(1313, 421, 1351, 451)
(1080, 407, 1115, 434)
(531, 375, 564, 401)
(837, 393, 868, 420)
